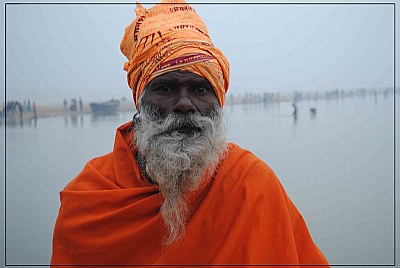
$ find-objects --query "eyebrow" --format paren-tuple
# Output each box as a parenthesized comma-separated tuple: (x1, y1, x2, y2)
(148, 77, 172, 86)
(148, 76, 212, 87)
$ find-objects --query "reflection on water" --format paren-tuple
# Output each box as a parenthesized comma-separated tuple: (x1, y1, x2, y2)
(70, 114, 78, 127)
(61, 114, 85, 128)
(2, 116, 37, 128)
(90, 112, 120, 123)
(3, 93, 397, 265)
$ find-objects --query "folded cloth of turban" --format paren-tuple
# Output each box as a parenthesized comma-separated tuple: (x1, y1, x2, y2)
(120, 0, 230, 109)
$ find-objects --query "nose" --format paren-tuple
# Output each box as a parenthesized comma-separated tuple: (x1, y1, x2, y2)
(173, 89, 196, 114)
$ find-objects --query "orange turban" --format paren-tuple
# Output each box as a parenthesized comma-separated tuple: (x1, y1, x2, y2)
(120, 0, 230, 109)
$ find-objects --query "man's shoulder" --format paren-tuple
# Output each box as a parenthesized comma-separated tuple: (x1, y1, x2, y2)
(220, 143, 282, 191)
(63, 152, 119, 191)
(225, 143, 277, 176)
(213, 143, 291, 219)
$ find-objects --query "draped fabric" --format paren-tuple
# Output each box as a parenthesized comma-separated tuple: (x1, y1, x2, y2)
(51, 121, 329, 267)
(120, 0, 230, 109)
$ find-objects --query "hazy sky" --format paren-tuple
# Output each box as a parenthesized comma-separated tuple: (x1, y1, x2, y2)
(2, 1, 395, 104)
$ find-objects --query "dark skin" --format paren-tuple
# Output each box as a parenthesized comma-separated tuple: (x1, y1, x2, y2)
(136, 70, 220, 180)
(140, 70, 220, 117)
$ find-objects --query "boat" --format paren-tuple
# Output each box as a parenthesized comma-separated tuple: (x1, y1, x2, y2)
(89, 99, 120, 114)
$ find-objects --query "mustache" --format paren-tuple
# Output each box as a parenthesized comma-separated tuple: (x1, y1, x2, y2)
(159, 115, 203, 135)
(139, 104, 219, 136)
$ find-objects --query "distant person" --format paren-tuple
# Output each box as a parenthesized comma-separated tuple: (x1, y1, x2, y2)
(27, 99, 31, 112)
(310, 107, 317, 118)
(70, 98, 77, 112)
(292, 102, 298, 115)
(63, 99, 68, 111)
(292, 102, 298, 122)
(51, 1, 329, 266)
(32, 101, 37, 120)
(16, 101, 23, 121)
(78, 98, 83, 112)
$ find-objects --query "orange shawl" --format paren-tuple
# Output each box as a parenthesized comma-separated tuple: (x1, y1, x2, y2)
(51, 122, 329, 267)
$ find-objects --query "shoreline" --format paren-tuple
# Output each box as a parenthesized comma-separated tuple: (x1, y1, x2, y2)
(3, 101, 137, 122)
(2, 89, 395, 122)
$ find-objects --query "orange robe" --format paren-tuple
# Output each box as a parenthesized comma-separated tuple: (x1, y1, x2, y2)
(51, 121, 329, 267)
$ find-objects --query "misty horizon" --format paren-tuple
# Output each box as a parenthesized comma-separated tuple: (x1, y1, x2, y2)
(5, 3, 394, 105)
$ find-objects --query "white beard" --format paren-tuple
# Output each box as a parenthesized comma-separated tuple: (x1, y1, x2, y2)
(133, 104, 227, 245)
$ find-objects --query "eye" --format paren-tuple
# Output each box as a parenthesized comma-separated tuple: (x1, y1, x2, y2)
(195, 87, 208, 94)
(155, 86, 171, 93)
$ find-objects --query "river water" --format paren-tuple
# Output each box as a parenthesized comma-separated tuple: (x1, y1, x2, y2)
(2, 93, 397, 266)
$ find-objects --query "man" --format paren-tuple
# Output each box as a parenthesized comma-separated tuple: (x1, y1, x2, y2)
(51, 1, 329, 266)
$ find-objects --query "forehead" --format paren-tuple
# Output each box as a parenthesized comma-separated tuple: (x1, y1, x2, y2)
(147, 70, 212, 88)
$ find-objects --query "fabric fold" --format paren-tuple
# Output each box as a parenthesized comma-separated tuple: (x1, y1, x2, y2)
(51, 121, 329, 267)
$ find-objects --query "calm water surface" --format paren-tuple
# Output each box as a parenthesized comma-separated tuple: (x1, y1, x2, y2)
(2, 94, 397, 266)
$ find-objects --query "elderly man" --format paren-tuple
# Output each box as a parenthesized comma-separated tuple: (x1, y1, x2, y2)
(51, 1, 329, 266)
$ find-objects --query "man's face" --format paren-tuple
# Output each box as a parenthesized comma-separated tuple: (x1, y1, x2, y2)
(134, 70, 226, 245)
(140, 70, 220, 117)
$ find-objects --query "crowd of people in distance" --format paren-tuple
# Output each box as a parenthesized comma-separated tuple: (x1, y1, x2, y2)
(63, 98, 83, 112)
(1, 99, 37, 120)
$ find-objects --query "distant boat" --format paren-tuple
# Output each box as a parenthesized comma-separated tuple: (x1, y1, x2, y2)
(90, 99, 120, 114)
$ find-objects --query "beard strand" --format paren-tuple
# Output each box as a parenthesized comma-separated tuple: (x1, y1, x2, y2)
(133, 104, 227, 245)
